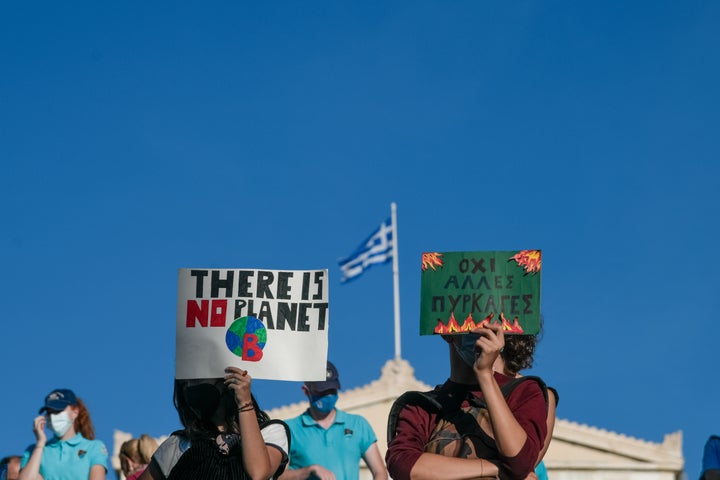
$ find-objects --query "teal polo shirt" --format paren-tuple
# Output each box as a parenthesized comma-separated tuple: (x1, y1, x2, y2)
(21, 433, 108, 480)
(286, 409, 377, 480)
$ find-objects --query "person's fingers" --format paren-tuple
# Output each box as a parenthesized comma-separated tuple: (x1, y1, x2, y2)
(478, 323, 504, 349)
(223, 368, 253, 405)
(34, 416, 44, 430)
(224, 367, 251, 385)
(224, 367, 250, 383)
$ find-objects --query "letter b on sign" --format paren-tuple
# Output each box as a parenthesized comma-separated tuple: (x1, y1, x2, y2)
(225, 316, 267, 362)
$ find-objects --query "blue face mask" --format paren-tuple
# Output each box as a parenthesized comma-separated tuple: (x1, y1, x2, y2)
(309, 393, 338, 413)
(453, 333, 480, 367)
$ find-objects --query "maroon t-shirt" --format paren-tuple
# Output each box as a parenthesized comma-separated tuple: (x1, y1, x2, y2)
(386, 373, 547, 480)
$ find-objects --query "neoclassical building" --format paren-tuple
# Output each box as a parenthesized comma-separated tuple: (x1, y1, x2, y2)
(113, 358, 684, 479)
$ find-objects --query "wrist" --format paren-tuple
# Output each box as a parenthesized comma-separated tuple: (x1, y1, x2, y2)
(476, 370, 496, 386)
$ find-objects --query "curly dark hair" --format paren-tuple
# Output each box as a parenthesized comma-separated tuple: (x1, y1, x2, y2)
(173, 379, 270, 440)
(501, 315, 544, 374)
(501, 334, 538, 374)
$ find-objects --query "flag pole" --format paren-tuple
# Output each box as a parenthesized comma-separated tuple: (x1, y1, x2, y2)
(391, 202, 402, 360)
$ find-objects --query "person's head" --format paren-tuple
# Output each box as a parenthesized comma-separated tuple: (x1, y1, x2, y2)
(173, 378, 269, 438)
(119, 434, 158, 477)
(501, 333, 539, 374)
(0, 456, 21, 480)
(445, 326, 540, 377)
(38, 388, 95, 440)
(302, 361, 341, 414)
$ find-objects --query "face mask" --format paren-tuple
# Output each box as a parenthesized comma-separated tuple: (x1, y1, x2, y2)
(49, 411, 73, 437)
(309, 393, 338, 413)
(453, 333, 480, 367)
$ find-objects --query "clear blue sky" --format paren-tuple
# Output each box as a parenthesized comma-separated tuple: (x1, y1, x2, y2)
(2, 1, 718, 479)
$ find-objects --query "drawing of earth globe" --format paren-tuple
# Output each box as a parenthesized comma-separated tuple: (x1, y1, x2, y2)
(225, 316, 267, 358)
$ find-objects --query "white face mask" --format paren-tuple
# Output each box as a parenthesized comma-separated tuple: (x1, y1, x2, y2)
(49, 411, 73, 437)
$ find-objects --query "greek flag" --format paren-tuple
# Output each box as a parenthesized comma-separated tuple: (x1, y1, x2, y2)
(339, 218, 394, 282)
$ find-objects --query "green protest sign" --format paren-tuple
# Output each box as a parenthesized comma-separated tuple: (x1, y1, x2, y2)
(420, 250, 542, 335)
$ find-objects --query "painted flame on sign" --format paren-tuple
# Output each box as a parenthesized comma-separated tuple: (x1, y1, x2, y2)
(434, 311, 524, 334)
(421, 252, 445, 271)
(509, 250, 542, 274)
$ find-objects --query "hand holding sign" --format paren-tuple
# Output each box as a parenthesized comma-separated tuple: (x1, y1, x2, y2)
(471, 322, 505, 376)
(224, 366, 252, 407)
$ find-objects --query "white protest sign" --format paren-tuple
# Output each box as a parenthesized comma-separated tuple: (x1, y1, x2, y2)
(176, 268, 329, 381)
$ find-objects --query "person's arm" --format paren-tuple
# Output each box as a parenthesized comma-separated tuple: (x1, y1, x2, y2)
(87, 464, 106, 480)
(536, 388, 557, 466)
(18, 416, 47, 480)
(261, 422, 291, 480)
(278, 464, 335, 480)
(225, 366, 274, 480)
(86, 440, 108, 480)
(386, 403, 499, 480)
(472, 324, 546, 479)
(474, 324, 528, 458)
(265, 446, 284, 479)
(411, 454, 498, 480)
(362, 443, 388, 480)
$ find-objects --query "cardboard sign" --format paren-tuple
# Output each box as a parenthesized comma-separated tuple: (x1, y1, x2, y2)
(420, 250, 541, 335)
(176, 268, 329, 380)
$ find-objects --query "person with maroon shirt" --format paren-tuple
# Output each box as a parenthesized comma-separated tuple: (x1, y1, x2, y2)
(386, 323, 548, 480)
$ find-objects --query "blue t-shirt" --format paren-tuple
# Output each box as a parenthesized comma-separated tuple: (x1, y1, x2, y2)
(21, 433, 108, 480)
(535, 460, 549, 480)
(286, 409, 377, 480)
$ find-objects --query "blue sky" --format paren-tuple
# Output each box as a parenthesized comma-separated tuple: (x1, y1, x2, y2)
(2, 1, 719, 478)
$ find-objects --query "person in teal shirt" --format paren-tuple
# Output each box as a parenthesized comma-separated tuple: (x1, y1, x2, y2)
(19, 388, 108, 480)
(535, 460, 549, 480)
(279, 361, 387, 480)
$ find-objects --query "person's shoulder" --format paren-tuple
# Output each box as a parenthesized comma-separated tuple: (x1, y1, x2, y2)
(86, 438, 109, 455)
(155, 432, 191, 457)
(162, 432, 188, 447)
(20, 444, 38, 465)
(262, 421, 290, 447)
(336, 409, 373, 426)
(335, 408, 359, 419)
(22, 443, 37, 454)
(285, 411, 310, 427)
(506, 375, 548, 405)
(68, 434, 107, 458)
(262, 419, 289, 435)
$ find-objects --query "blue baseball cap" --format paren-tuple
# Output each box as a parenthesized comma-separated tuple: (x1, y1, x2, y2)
(305, 361, 341, 392)
(39, 388, 77, 413)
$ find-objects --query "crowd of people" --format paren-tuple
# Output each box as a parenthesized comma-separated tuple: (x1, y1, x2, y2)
(1, 324, 572, 480)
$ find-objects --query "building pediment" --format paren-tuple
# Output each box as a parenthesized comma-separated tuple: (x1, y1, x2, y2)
(113, 358, 684, 479)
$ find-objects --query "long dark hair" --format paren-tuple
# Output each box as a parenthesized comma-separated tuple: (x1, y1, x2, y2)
(173, 379, 270, 440)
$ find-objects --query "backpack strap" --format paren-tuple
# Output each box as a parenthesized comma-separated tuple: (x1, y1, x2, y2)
(505, 376, 548, 407)
(387, 376, 550, 444)
(387, 389, 444, 444)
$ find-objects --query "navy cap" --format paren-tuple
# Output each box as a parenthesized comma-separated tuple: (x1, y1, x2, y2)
(305, 361, 341, 392)
(39, 389, 77, 414)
